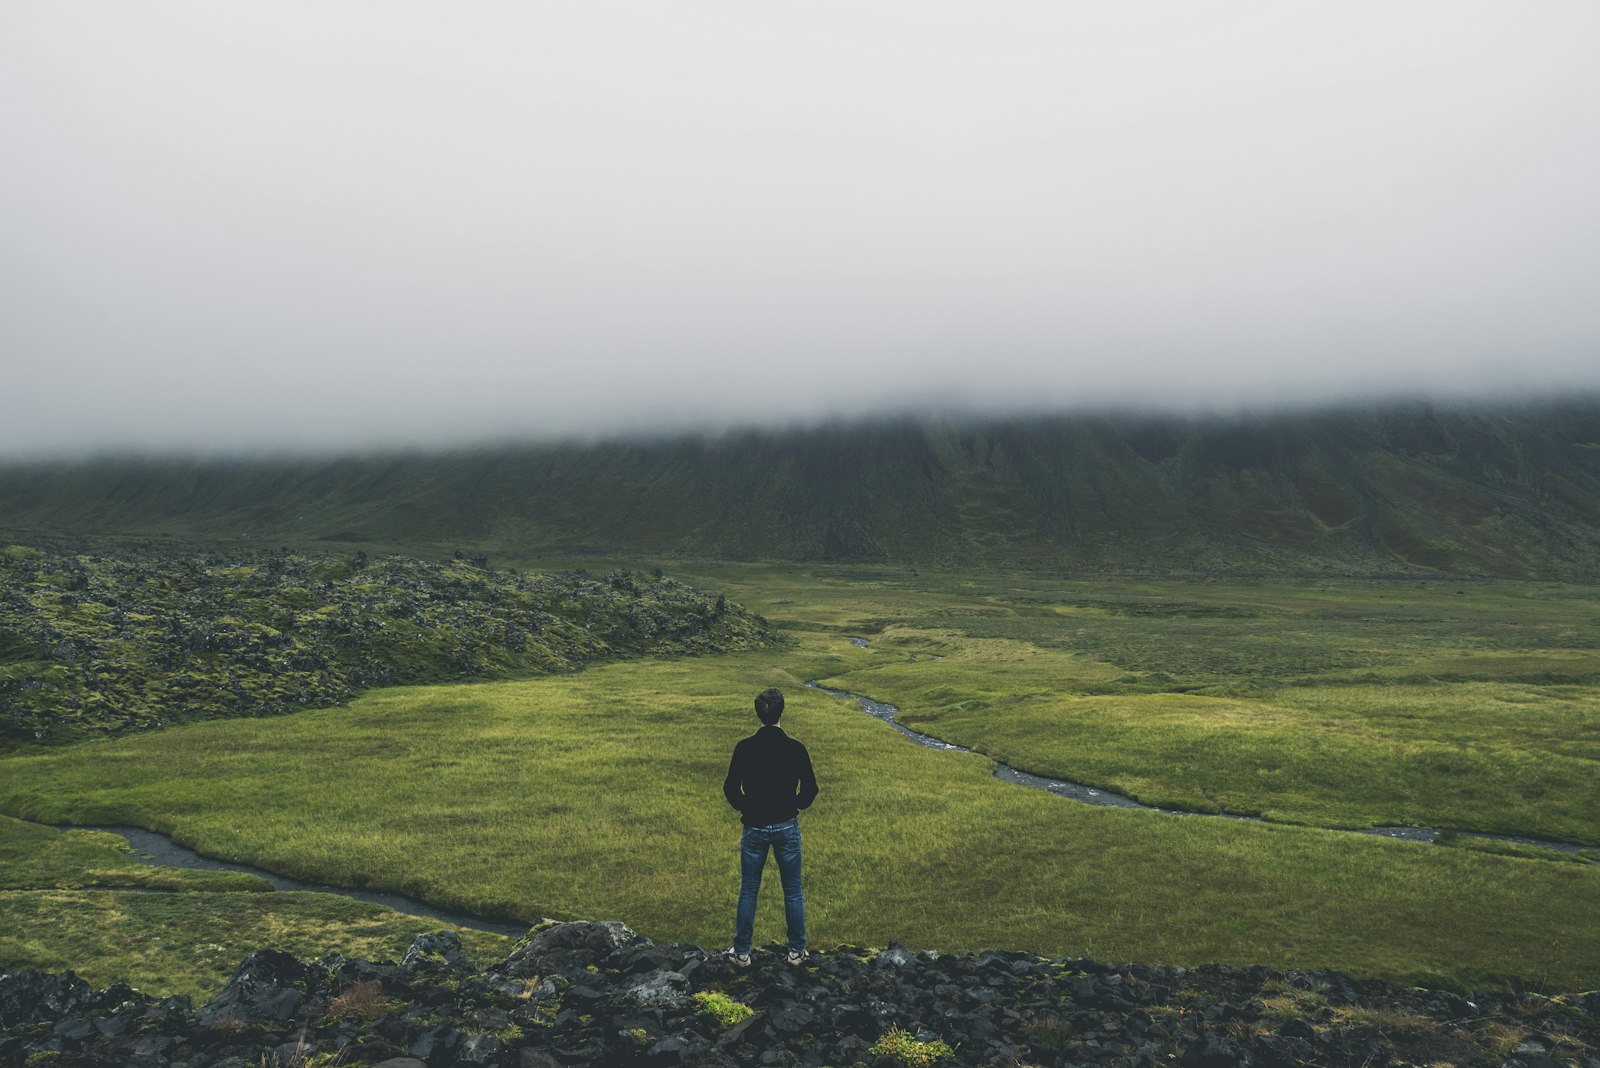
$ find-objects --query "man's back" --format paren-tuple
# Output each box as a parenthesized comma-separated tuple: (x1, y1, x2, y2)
(724, 725, 818, 828)
(725, 688, 815, 965)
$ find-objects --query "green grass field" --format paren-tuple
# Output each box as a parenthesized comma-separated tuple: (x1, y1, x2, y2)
(2, 565, 1598, 995)
(0, 815, 512, 998)
(665, 564, 1600, 842)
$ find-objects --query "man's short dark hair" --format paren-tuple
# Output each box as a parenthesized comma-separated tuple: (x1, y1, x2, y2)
(755, 688, 784, 725)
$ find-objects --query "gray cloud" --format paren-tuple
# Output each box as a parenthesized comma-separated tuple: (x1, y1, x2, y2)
(4, 1, 1599, 455)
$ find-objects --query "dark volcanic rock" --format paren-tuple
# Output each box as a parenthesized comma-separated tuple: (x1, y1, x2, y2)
(2, 923, 1597, 1067)
(0, 970, 98, 1027)
(401, 929, 475, 979)
(197, 947, 316, 1026)
(498, 919, 647, 979)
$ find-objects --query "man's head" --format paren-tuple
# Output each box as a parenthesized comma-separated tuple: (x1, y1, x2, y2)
(755, 687, 784, 726)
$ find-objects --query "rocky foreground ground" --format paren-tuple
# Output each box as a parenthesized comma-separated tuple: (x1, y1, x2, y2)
(2, 921, 1596, 1067)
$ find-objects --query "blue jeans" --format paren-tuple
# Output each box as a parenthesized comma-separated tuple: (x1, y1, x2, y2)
(733, 818, 805, 955)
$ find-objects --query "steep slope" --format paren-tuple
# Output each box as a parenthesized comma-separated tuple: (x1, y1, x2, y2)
(3, 398, 1600, 577)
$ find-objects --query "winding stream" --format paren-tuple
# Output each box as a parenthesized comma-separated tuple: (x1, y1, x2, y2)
(60, 824, 528, 936)
(48, 655, 1588, 927)
(805, 681, 1593, 857)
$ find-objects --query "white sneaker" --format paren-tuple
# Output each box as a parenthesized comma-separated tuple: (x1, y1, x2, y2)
(724, 947, 751, 967)
(786, 949, 809, 965)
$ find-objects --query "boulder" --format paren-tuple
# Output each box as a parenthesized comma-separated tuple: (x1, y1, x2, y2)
(400, 930, 474, 978)
(0, 969, 97, 1025)
(626, 968, 691, 1007)
(497, 920, 646, 979)
(873, 943, 916, 970)
(765, 999, 817, 1035)
(408, 1023, 463, 1062)
(197, 948, 315, 1026)
(1183, 1032, 1249, 1067)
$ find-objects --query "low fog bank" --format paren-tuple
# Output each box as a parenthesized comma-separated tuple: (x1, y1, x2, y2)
(8, 318, 1600, 458)
(7, 4, 1599, 461)
(6, 388, 1599, 466)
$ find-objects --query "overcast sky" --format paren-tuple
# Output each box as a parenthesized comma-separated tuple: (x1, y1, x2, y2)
(4, 2, 1598, 455)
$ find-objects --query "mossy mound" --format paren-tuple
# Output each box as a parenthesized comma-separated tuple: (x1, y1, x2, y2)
(0, 545, 772, 746)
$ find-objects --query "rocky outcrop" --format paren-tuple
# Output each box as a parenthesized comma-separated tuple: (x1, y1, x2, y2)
(0, 546, 772, 746)
(2, 922, 1597, 1067)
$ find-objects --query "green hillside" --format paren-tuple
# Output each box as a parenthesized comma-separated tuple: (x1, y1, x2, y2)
(4, 398, 1600, 577)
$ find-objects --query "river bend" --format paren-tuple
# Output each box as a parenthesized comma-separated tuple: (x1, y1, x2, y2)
(805, 681, 1592, 858)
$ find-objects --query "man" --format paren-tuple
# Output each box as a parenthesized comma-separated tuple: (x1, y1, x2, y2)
(722, 687, 818, 966)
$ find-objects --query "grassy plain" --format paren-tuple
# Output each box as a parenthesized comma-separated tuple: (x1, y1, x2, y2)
(2, 564, 1598, 994)
(661, 564, 1600, 843)
(0, 816, 511, 998)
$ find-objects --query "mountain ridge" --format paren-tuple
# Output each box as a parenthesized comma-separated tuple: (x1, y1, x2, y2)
(4, 398, 1600, 578)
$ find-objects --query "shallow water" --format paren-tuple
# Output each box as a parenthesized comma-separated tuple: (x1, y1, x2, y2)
(805, 682, 1592, 857)
(60, 824, 529, 936)
(53, 661, 1589, 929)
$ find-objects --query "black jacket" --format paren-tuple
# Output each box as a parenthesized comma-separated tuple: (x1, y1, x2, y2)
(723, 725, 818, 828)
